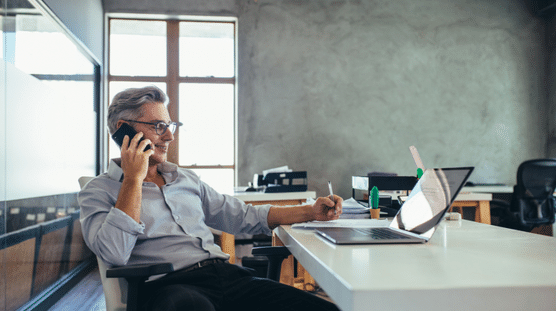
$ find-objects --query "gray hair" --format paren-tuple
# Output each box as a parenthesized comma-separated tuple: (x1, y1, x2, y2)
(107, 86, 168, 134)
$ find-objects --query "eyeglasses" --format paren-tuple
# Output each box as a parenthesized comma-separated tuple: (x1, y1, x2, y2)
(123, 119, 182, 135)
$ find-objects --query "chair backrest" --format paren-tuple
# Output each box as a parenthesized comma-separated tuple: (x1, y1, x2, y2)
(512, 159, 556, 226)
(78, 176, 95, 190)
(97, 256, 128, 311)
(79, 176, 127, 311)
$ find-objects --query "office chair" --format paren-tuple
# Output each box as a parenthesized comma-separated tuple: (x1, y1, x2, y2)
(79, 176, 291, 311)
(492, 159, 556, 232)
(97, 247, 290, 311)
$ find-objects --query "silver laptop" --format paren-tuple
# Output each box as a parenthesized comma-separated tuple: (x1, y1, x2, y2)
(315, 167, 474, 244)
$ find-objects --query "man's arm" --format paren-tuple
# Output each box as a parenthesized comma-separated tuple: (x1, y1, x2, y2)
(115, 133, 154, 223)
(79, 177, 146, 266)
(267, 195, 343, 229)
(115, 177, 144, 223)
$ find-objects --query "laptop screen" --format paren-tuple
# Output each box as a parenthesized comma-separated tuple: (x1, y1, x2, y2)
(389, 167, 474, 239)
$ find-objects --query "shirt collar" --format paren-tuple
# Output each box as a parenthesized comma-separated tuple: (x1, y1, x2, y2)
(107, 159, 178, 182)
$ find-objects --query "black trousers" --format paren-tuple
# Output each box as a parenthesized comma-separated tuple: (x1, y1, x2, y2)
(140, 262, 340, 311)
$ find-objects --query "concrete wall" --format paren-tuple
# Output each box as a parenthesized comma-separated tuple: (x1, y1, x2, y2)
(104, 0, 550, 199)
(547, 11, 556, 157)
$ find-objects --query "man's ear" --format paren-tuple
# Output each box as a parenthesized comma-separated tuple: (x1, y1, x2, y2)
(116, 120, 126, 130)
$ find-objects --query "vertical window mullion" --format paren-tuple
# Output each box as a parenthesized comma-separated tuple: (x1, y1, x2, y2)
(167, 20, 180, 164)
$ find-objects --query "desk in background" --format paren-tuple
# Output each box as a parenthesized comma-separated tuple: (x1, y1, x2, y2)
(461, 185, 514, 194)
(378, 191, 493, 224)
(213, 191, 316, 264)
(233, 191, 316, 206)
(275, 220, 556, 311)
(461, 185, 555, 236)
(451, 192, 493, 224)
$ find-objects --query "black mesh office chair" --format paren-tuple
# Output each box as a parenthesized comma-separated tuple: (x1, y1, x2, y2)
(493, 159, 556, 232)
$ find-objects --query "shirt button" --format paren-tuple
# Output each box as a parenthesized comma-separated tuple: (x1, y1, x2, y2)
(174, 215, 180, 220)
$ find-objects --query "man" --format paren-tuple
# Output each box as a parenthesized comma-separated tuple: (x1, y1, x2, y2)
(79, 86, 343, 311)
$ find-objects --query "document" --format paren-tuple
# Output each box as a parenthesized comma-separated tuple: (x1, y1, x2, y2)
(305, 197, 370, 214)
(341, 197, 371, 214)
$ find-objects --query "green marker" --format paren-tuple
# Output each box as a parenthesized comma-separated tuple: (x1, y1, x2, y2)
(417, 168, 424, 179)
(370, 186, 379, 209)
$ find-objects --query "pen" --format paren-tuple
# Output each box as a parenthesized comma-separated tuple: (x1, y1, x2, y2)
(328, 181, 337, 215)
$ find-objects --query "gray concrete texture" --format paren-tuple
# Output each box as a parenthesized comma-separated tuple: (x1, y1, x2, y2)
(105, 0, 551, 199)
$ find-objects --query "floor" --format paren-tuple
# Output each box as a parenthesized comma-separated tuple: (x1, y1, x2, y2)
(48, 267, 106, 311)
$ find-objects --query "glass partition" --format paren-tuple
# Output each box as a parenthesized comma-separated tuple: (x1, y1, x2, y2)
(1, 0, 99, 310)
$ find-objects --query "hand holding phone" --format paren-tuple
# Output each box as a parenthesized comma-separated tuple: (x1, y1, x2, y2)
(112, 123, 152, 151)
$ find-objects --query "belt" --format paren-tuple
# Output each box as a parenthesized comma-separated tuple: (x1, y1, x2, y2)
(181, 258, 227, 273)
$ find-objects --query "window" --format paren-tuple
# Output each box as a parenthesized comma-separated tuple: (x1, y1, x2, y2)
(108, 17, 237, 193)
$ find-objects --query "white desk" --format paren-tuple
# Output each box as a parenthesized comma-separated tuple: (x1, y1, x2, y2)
(461, 185, 514, 193)
(275, 220, 556, 311)
(233, 191, 316, 204)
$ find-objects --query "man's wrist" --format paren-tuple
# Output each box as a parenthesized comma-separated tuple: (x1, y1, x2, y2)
(303, 204, 316, 222)
(122, 174, 144, 185)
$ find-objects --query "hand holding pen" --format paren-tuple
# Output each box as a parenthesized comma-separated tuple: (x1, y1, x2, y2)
(326, 181, 342, 217)
(307, 182, 343, 221)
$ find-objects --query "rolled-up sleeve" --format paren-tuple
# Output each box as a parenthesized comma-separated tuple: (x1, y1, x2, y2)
(199, 181, 272, 236)
(79, 177, 144, 266)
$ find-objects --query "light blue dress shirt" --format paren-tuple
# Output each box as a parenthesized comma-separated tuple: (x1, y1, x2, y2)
(78, 159, 272, 271)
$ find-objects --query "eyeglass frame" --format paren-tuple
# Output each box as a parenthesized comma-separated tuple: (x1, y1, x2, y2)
(123, 119, 182, 135)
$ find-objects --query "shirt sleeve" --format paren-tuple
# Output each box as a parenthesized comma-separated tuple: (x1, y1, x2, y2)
(78, 177, 145, 266)
(199, 180, 273, 236)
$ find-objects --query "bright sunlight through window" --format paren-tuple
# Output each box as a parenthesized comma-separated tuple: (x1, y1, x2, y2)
(108, 17, 237, 193)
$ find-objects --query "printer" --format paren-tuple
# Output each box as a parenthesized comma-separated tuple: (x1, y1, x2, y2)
(254, 171, 308, 193)
(352, 173, 417, 216)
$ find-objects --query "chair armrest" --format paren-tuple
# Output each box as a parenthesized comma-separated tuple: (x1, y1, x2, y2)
(252, 246, 290, 258)
(106, 263, 174, 279)
(105, 263, 173, 311)
(252, 246, 291, 281)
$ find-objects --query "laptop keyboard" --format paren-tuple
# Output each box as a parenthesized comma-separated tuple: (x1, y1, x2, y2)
(353, 227, 412, 240)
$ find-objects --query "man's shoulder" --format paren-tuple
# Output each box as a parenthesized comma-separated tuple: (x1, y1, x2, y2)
(80, 173, 118, 193)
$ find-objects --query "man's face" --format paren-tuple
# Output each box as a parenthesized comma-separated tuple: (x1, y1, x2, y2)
(130, 102, 174, 165)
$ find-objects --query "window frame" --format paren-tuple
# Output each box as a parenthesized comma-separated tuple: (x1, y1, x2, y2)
(104, 13, 239, 187)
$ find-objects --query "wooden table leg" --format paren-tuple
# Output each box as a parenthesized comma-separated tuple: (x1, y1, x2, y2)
(220, 232, 236, 264)
(451, 200, 491, 225)
(272, 233, 295, 286)
(272, 233, 317, 291)
(475, 200, 491, 225)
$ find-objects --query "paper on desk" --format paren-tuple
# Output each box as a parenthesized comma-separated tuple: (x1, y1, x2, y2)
(262, 165, 292, 177)
(305, 197, 369, 214)
(341, 198, 370, 214)
(292, 218, 390, 229)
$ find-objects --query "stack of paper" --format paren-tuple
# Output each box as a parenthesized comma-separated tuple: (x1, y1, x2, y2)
(342, 198, 370, 214)
(305, 197, 370, 214)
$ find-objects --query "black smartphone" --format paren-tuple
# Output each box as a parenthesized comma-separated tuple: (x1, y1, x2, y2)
(111, 123, 152, 151)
